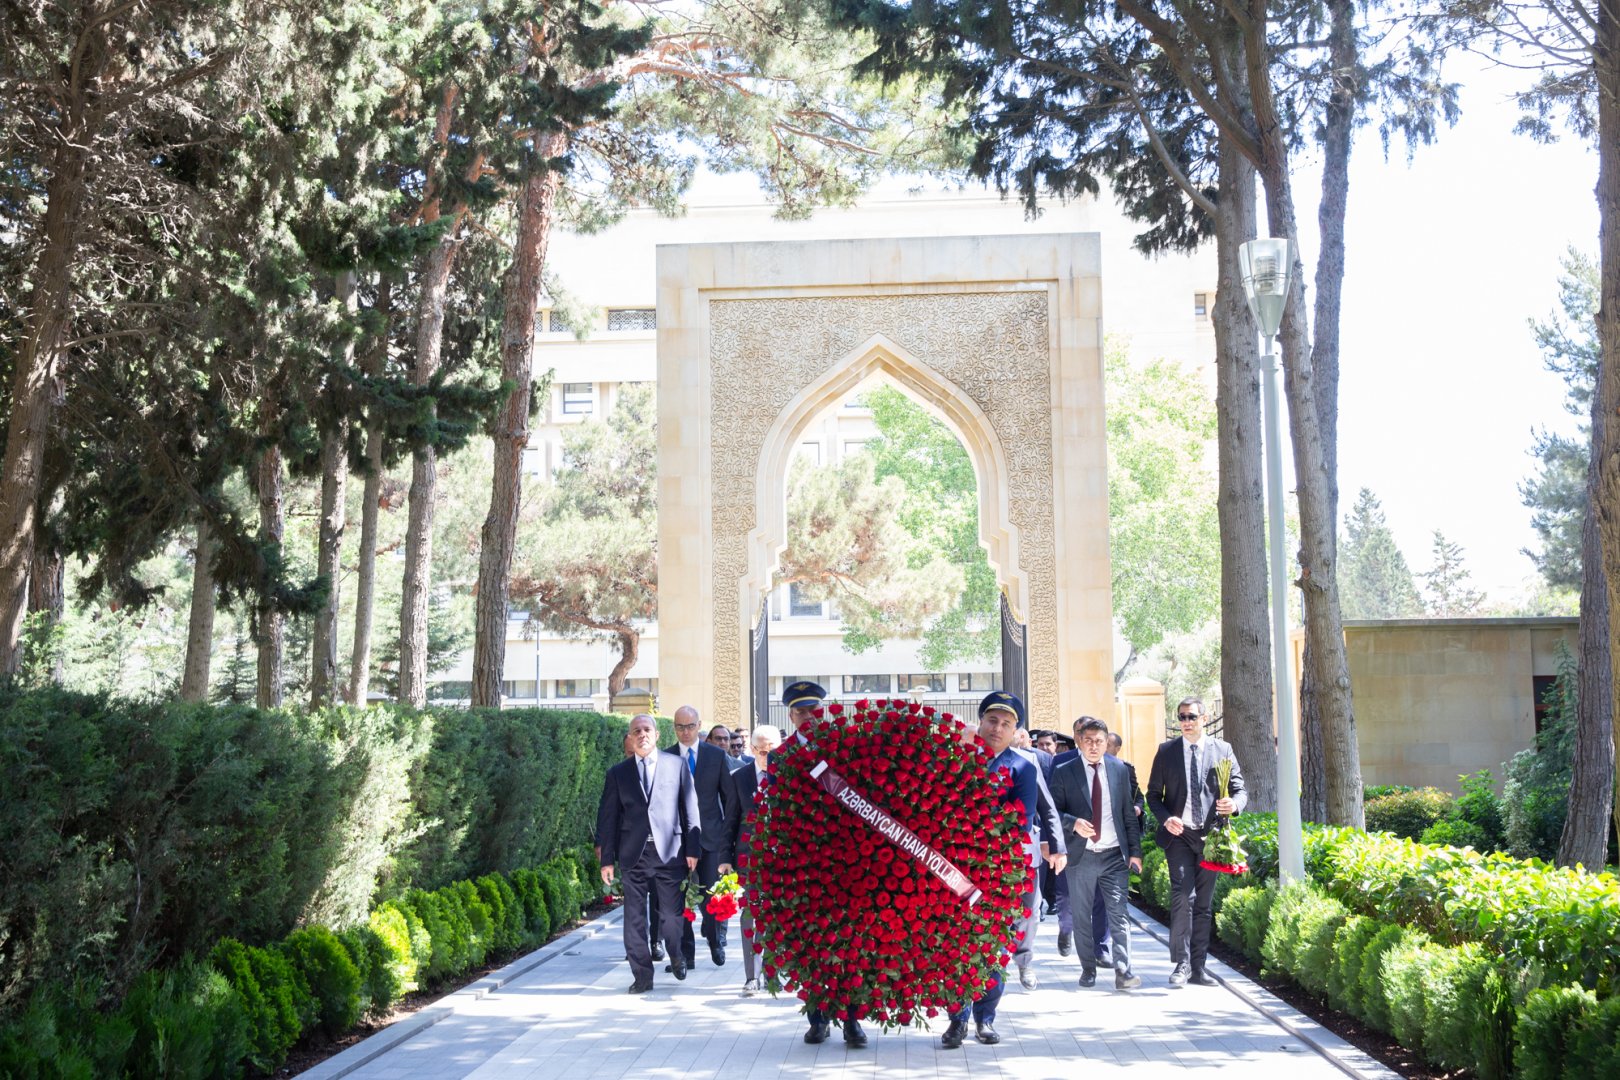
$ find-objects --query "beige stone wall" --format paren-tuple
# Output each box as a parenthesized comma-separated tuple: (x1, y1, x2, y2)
(656, 235, 1112, 732)
(1331, 618, 1577, 793)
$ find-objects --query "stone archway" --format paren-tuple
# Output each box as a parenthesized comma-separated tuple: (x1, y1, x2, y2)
(656, 234, 1111, 731)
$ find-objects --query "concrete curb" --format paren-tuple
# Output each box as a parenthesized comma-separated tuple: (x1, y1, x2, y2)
(297, 908, 624, 1080)
(1127, 904, 1401, 1080)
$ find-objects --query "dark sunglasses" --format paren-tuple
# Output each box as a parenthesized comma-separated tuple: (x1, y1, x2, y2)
(1176, 713, 1201, 722)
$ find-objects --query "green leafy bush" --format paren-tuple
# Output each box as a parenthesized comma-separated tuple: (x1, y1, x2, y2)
(121, 960, 249, 1080)
(1514, 985, 1596, 1080)
(1139, 848, 1170, 911)
(1380, 934, 1436, 1056)
(1357, 922, 1417, 1034)
(1364, 784, 1414, 800)
(1364, 787, 1455, 840)
(1214, 884, 1275, 965)
(209, 938, 300, 1071)
(1420, 942, 1513, 1080)
(279, 927, 362, 1037)
(1503, 645, 1575, 862)
(448, 881, 494, 966)
(1260, 882, 1348, 996)
(0, 979, 134, 1079)
(338, 925, 400, 1019)
(475, 874, 523, 953)
(367, 903, 420, 998)
(508, 868, 552, 946)
(1327, 915, 1379, 1018)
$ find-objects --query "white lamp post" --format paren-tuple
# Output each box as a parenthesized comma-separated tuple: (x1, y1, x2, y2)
(1239, 237, 1307, 885)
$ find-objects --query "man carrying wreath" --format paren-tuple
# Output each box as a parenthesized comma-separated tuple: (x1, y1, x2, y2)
(941, 691, 1067, 1050)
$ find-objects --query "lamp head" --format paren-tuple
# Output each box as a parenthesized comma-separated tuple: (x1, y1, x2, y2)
(1239, 237, 1294, 340)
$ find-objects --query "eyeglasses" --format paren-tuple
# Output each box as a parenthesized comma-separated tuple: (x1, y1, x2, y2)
(674, 723, 700, 732)
(1176, 714, 1201, 722)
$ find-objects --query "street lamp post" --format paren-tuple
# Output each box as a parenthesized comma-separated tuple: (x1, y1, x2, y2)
(1239, 237, 1307, 885)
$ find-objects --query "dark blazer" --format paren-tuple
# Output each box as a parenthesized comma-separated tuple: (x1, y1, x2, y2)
(665, 741, 733, 853)
(1146, 736, 1247, 849)
(722, 758, 765, 864)
(1050, 754, 1143, 860)
(1052, 748, 1079, 769)
(1015, 747, 1058, 848)
(989, 747, 1067, 866)
(597, 752, 702, 869)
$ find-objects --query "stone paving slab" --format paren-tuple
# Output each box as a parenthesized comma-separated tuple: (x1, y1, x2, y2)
(304, 905, 1398, 1080)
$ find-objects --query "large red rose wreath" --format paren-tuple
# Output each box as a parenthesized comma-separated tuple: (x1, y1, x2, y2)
(740, 699, 1031, 1027)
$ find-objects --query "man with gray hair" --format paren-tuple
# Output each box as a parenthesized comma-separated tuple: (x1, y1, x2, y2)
(724, 723, 782, 994)
(668, 704, 735, 969)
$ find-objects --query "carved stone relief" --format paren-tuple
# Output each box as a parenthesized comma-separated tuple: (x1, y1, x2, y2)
(708, 291, 1061, 726)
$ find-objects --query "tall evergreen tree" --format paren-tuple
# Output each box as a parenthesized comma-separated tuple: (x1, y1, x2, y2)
(1338, 488, 1422, 619)
(1420, 530, 1486, 617)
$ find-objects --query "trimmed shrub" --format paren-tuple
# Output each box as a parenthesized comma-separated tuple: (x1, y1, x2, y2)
(0, 979, 134, 1079)
(338, 925, 400, 1019)
(279, 927, 361, 1037)
(1514, 985, 1596, 1080)
(1420, 942, 1513, 1080)
(1215, 884, 1275, 965)
(1380, 934, 1435, 1057)
(508, 868, 552, 946)
(1139, 848, 1170, 911)
(1359, 923, 1423, 1034)
(209, 938, 299, 1071)
(120, 960, 249, 1080)
(475, 874, 523, 954)
(1568, 993, 1620, 1077)
(1291, 891, 1349, 998)
(448, 881, 494, 966)
(367, 903, 420, 998)
(1364, 787, 1454, 841)
(1260, 881, 1313, 975)
(1327, 915, 1379, 1017)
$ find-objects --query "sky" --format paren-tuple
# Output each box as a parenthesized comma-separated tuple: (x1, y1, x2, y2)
(1291, 51, 1597, 603)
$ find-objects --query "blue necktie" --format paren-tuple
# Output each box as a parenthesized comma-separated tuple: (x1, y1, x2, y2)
(687, 747, 697, 776)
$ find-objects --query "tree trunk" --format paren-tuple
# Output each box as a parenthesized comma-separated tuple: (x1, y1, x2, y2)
(25, 536, 64, 683)
(1252, 141, 1364, 829)
(310, 271, 358, 708)
(1560, 386, 1613, 867)
(1212, 140, 1277, 812)
(0, 152, 85, 673)
(347, 276, 392, 706)
(1296, 0, 1356, 825)
(255, 441, 286, 709)
(1592, 4, 1620, 864)
(399, 234, 460, 707)
(180, 516, 217, 702)
(608, 628, 640, 698)
(472, 145, 563, 708)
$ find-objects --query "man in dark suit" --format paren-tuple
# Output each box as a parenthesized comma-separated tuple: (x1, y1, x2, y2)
(723, 723, 782, 995)
(942, 691, 1066, 1051)
(1050, 715, 1113, 967)
(776, 681, 870, 1049)
(1146, 697, 1247, 987)
(1051, 718, 1143, 990)
(669, 704, 735, 969)
(597, 714, 701, 993)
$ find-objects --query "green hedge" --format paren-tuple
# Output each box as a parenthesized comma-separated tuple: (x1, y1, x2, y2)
(1224, 881, 1514, 1078)
(1364, 787, 1455, 840)
(0, 686, 644, 1016)
(0, 854, 591, 1078)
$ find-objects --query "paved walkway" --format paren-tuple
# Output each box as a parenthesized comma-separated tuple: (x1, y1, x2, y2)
(302, 906, 1396, 1080)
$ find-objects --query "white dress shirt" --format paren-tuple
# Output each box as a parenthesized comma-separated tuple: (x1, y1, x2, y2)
(1087, 759, 1119, 852)
(1181, 737, 1205, 823)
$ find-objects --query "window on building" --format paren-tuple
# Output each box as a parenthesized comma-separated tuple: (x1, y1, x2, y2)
(843, 673, 891, 695)
(554, 678, 603, 698)
(897, 673, 945, 694)
(622, 678, 658, 694)
(1532, 674, 1563, 736)
(842, 439, 868, 457)
(796, 440, 822, 466)
(502, 680, 538, 699)
(789, 583, 824, 617)
(781, 676, 830, 697)
(1194, 292, 1209, 317)
(959, 672, 998, 692)
(428, 681, 472, 701)
(521, 446, 546, 475)
(546, 309, 571, 334)
(607, 308, 656, 332)
(561, 383, 594, 415)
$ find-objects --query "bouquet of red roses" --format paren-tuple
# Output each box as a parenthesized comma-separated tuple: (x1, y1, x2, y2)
(1199, 757, 1249, 875)
(705, 872, 743, 921)
(743, 698, 1031, 1029)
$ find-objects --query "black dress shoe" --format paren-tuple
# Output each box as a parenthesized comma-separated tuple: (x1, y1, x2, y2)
(941, 1020, 968, 1050)
(804, 1021, 831, 1044)
(1057, 931, 1073, 956)
(843, 1020, 868, 1047)
(671, 955, 687, 981)
(1078, 967, 1096, 987)
(650, 942, 666, 961)
(628, 979, 653, 994)
(710, 942, 726, 966)
(1169, 961, 1190, 988)
(1189, 969, 1219, 986)
(1115, 971, 1142, 991)
(975, 1021, 1000, 1045)
(1094, 953, 1115, 969)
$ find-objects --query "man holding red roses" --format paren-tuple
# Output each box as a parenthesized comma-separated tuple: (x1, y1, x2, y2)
(941, 691, 1067, 1050)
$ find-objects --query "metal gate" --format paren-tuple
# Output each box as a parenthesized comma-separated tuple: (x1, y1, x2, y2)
(1000, 591, 1029, 721)
(749, 594, 770, 732)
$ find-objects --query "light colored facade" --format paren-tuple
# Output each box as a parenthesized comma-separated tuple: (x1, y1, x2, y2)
(430, 173, 1218, 717)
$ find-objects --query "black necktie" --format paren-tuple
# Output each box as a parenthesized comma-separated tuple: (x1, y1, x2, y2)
(1188, 742, 1203, 825)
(639, 756, 650, 798)
(1090, 763, 1103, 839)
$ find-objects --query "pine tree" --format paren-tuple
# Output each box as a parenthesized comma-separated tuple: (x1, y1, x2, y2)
(1338, 489, 1422, 620)
(1420, 530, 1486, 617)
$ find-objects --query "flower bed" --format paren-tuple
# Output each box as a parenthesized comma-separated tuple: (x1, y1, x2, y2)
(744, 699, 1029, 1026)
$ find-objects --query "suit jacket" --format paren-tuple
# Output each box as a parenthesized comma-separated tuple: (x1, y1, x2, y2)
(1052, 748, 1079, 769)
(989, 747, 1067, 867)
(665, 741, 733, 853)
(1145, 735, 1247, 849)
(1014, 746, 1058, 848)
(1050, 754, 1143, 860)
(722, 758, 766, 864)
(597, 752, 702, 869)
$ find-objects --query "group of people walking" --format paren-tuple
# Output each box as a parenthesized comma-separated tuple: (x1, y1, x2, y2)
(594, 682, 1246, 1049)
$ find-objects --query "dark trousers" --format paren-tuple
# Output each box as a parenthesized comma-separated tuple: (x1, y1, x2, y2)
(952, 862, 1033, 1023)
(680, 846, 726, 965)
(1054, 866, 1110, 956)
(1067, 847, 1132, 973)
(1165, 832, 1217, 970)
(623, 843, 685, 984)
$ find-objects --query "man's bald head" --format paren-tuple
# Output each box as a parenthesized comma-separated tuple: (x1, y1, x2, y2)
(673, 704, 701, 748)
